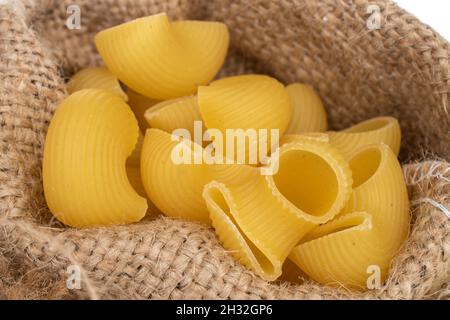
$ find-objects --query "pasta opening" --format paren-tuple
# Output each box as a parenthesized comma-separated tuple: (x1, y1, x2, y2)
(273, 150, 338, 216)
(301, 213, 368, 244)
(208, 187, 275, 275)
(349, 147, 381, 188)
(344, 117, 390, 133)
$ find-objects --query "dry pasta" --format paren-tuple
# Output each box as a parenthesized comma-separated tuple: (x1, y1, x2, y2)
(67, 67, 128, 101)
(328, 116, 401, 158)
(144, 95, 203, 137)
(204, 137, 352, 280)
(285, 83, 327, 134)
(95, 13, 229, 100)
(198, 75, 292, 164)
(198, 75, 292, 134)
(140, 128, 211, 223)
(43, 89, 147, 227)
(44, 11, 410, 287)
(289, 143, 410, 289)
(280, 133, 330, 145)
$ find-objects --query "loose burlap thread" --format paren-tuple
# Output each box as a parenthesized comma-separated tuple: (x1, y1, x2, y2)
(0, 0, 449, 299)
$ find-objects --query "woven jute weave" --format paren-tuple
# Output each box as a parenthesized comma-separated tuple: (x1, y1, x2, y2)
(0, 0, 449, 299)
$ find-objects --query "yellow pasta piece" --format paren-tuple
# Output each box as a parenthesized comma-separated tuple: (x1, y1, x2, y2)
(140, 128, 211, 223)
(198, 75, 292, 164)
(95, 13, 229, 100)
(43, 89, 147, 227)
(144, 95, 203, 137)
(289, 143, 410, 289)
(67, 67, 128, 101)
(328, 116, 401, 158)
(127, 89, 159, 131)
(204, 137, 352, 280)
(198, 75, 292, 134)
(266, 138, 352, 223)
(285, 83, 327, 134)
(280, 133, 330, 145)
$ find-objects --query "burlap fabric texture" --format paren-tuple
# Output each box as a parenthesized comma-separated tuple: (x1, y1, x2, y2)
(0, 0, 449, 299)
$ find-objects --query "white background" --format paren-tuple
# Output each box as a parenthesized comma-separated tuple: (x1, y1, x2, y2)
(395, 0, 450, 40)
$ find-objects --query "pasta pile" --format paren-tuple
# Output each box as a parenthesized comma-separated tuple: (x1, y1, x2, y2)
(43, 13, 410, 290)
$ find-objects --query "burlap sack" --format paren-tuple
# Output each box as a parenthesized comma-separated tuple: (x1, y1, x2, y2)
(0, 0, 449, 299)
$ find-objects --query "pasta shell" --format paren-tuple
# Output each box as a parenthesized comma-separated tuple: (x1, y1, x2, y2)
(198, 75, 292, 134)
(140, 128, 211, 223)
(43, 89, 147, 227)
(328, 116, 401, 158)
(66, 67, 128, 101)
(127, 89, 159, 131)
(289, 143, 410, 289)
(265, 138, 352, 225)
(144, 95, 203, 137)
(198, 75, 292, 164)
(204, 138, 352, 281)
(285, 83, 327, 134)
(95, 13, 229, 100)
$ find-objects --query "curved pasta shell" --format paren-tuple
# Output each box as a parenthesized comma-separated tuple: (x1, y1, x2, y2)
(43, 89, 147, 227)
(289, 143, 410, 289)
(67, 67, 128, 101)
(198, 75, 292, 164)
(198, 75, 292, 133)
(265, 138, 352, 225)
(140, 128, 211, 223)
(204, 138, 352, 281)
(127, 89, 159, 131)
(342, 143, 410, 240)
(285, 83, 327, 134)
(95, 13, 229, 100)
(144, 95, 203, 137)
(328, 116, 401, 158)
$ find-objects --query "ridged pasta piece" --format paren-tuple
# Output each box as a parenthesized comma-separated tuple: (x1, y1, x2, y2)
(127, 89, 159, 131)
(204, 138, 352, 280)
(67, 67, 128, 101)
(280, 133, 330, 145)
(265, 138, 352, 224)
(144, 95, 203, 137)
(198, 75, 292, 164)
(285, 83, 327, 134)
(289, 143, 410, 289)
(328, 116, 401, 158)
(43, 89, 147, 227)
(95, 13, 229, 100)
(140, 128, 211, 223)
(198, 75, 292, 134)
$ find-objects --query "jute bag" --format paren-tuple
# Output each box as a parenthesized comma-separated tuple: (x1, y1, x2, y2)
(0, 0, 449, 299)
